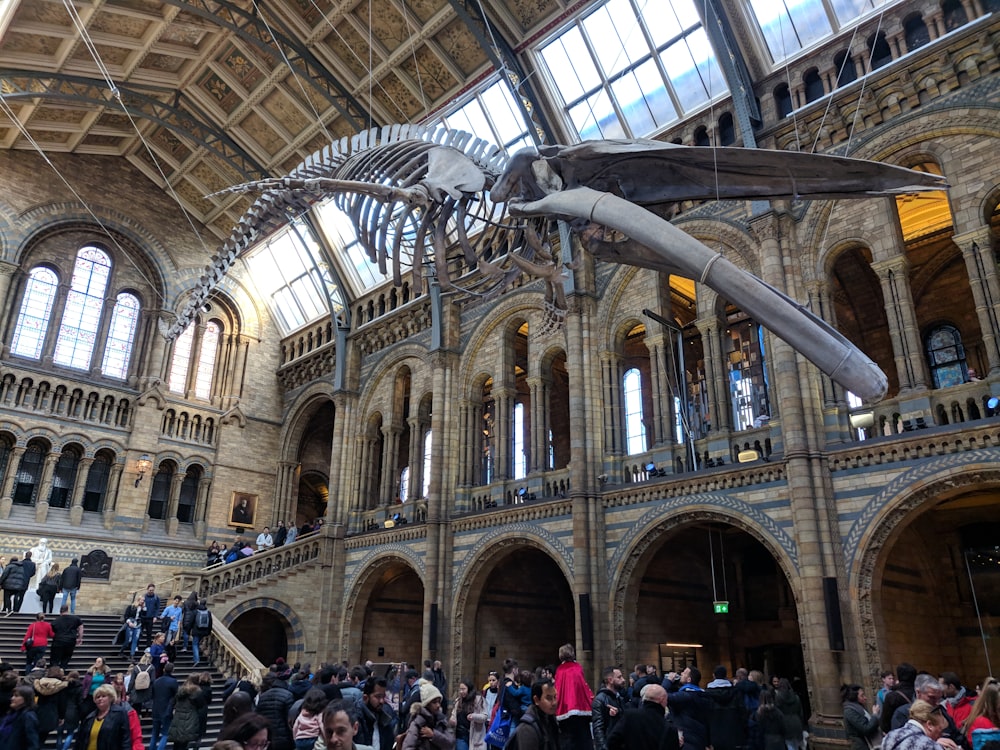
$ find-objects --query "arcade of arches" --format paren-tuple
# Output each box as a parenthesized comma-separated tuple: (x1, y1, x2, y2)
(4, 4, 1000, 745)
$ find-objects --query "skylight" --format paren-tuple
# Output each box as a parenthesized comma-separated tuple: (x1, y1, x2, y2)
(537, 0, 727, 141)
(436, 77, 534, 155)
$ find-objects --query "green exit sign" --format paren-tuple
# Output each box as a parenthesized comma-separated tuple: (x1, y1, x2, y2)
(713, 601, 729, 614)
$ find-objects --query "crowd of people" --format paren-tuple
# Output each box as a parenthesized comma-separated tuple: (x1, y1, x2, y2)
(205, 520, 324, 567)
(2, 608, 997, 750)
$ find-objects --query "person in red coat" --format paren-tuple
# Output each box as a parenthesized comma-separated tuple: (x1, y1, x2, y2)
(553, 644, 593, 750)
(21, 612, 54, 674)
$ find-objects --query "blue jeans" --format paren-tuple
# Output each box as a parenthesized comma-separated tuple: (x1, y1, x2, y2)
(192, 633, 201, 665)
(149, 715, 172, 750)
(60, 588, 78, 613)
(457, 740, 470, 750)
(60, 728, 76, 750)
(125, 625, 141, 657)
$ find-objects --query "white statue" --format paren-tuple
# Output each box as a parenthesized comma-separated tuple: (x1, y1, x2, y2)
(29, 538, 52, 588)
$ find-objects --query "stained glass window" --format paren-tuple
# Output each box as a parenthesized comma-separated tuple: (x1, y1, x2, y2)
(102, 293, 140, 379)
(54, 247, 111, 370)
(11, 267, 58, 359)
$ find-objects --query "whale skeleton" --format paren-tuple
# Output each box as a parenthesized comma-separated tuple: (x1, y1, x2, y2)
(173, 124, 947, 403)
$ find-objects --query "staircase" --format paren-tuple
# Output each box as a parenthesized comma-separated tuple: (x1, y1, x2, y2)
(0, 611, 229, 747)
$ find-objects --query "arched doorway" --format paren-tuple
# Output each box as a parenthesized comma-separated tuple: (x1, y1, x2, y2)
(228, 608, 290, 666)
(359, 563, 425, 666)
(463, 546, 575, 680)
(868, 488, 1000, 681)
(621, 521, 808, 714)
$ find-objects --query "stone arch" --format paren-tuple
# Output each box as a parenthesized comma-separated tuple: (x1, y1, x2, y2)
(279, 385, 336, 463)
(451, 525, 575, 683)
(340, 550, 426, 664)
(848, 450, 1000, 686)
(223, 596, 303, 660)
(609, 495, 800, 667)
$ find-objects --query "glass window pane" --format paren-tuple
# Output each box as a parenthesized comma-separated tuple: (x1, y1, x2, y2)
(54, 247, 111, 370)
(612, 69, 657, 136)
(540, 27, 602, 104)
(570, 89, 625, 140)
(624, 368, 647, 455)
(102, 293, 140, 380)
(168, 324, 195, 394)
(194, 321, 220, 399)
(11, 267, 58, 359)
(479, 83, 525, 147)
(583, 0, 643, 73)
(634, 58, 677, 127)
(830, 0, 875, 23)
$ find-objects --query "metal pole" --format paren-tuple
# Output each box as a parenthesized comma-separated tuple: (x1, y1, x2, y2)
(964, 549, 993, 676)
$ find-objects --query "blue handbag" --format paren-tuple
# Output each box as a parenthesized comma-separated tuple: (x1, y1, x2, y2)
(485, 685, 512, 747)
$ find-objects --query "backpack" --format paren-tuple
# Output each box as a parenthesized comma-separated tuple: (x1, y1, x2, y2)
(134, 666, 152, 691)
(195, 608, 211, 630)
(503, 716, 541, 750)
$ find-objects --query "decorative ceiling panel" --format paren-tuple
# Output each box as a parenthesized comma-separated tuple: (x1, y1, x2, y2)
(0, 0, 572, 237)
(435, 17, 489, 76)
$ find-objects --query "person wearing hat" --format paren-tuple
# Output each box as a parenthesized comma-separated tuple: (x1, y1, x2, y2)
(401, 678, 453, 749)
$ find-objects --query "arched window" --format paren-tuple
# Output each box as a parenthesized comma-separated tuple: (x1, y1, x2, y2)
(624, 368, 647, 455)
(11, 268, 59, 359)
(178, 467, 200, 523)
(925, 324, 967, 388)
(147, 463, 173, 520)
(48, 449, 80, 508)
(83, 453, 113, 512)
(422, 430, 432, 498)
(168, 320, 221, 399)
(513, 403, 527, 480)
(13, 443, 45, 505)
(399, 466, 410, 503)
(53, 247, 112, 369)
(10, 246, 142, 379)
(102, 293, 141, 379)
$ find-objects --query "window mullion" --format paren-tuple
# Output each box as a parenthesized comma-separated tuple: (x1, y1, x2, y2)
(186, 323, 206, 399)
(41, 281, 72, 365)
(88, 294, 116, 375)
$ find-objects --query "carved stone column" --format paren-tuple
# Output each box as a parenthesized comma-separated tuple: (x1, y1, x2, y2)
(407, 417, 422, 501)
(102, 462, 124, 530)
(527, 376, 547, 473)
(194, 475, 211, 537)
(646, 333, 673, 447)
(601, 352, 625, 455)
(69, 457, 94, 525)
(955, 227, 1000, 375)
(697, 318, 729, 434)
(0, 262, 22, 347)
(493, 388, 514, 481)
(872, 256, 929, 392)
(34, 453, 60, 523)
(378, 425, 401, 509)
(0, 446, 25, 519)
(165, 472, 185, 535)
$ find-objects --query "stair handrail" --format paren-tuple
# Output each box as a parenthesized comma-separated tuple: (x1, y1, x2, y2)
(202, 617, 267, 686)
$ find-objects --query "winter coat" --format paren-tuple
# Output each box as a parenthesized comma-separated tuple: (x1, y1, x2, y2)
(449, 694, 487, 750)
(554, 660, 593, 722)
(592, 687, 625, 750)
(168, 682, 206, 743)
(33, 676, 69, 736)
(62, 680, 84, 733)
(59, 563, 82, 590)
(255, 685, 295, 750)
(507, 706, 559, 750)
(706, 680, 747, 750)
(402, 703, 454, 750)
(775, 689, 804, 742)
(843, 701, 880, 750)
(37, 573, 60, 603)
(0, 705, 39, 750)
(606, 700, 681, 750)
(758, 706, 787, 750)
(74, 703, 132, 750)
(883, 721, 940, 750)
(0, 561, 24, 592)
(665, 684, 713, 750)
(358, 697, 398, 750)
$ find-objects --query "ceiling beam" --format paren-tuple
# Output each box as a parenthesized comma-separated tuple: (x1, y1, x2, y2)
(159, 0, 376, 133)
(0, 70, 269, 180)
(446, 0, 556, 146)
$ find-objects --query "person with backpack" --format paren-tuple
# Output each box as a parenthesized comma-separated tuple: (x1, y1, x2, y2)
(127, 654, 155, 717)
(506, 678, 559, 750)
(192, 599, 212, 668)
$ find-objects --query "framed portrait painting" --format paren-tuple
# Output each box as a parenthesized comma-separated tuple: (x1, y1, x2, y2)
(229, 492, 258, 528)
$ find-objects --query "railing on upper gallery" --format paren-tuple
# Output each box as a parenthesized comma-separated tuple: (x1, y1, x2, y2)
(168, 528, 328, 605)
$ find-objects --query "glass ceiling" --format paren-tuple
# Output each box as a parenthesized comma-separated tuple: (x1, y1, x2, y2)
(244, 0, 885, 336)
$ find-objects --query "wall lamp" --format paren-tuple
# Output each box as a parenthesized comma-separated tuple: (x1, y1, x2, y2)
(134, 454, 152, 487)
